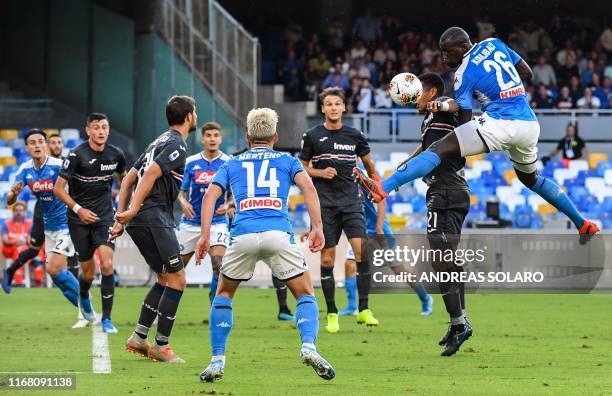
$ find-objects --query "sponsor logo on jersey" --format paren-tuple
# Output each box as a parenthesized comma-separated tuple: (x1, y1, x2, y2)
(195, 170, 215, 185)
(333, 142, 356, 151)
(29, 179, 54, 193)
(319, 137, 328, 142)
(499, 85, 525, 99)
(100, 163, 118, 171)
(239, 197, 283, 211)
(89, 158, 97, 164)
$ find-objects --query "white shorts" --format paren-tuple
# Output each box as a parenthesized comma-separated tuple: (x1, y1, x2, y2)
(455, 112, 540, 173)
(45, 229, 75, 257)
(221, 230, 308, 281)
(346, 247, 356, 261)
(177, 223, 229, 255)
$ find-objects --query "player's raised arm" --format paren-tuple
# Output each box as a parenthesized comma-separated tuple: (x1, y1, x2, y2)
(293, 171, 324, 252)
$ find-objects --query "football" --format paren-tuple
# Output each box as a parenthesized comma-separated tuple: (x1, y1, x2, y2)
(388, 72, 423, 106)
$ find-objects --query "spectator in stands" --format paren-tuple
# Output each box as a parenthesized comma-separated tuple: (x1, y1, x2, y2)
(419, 33, 439, 66)
(545, 122, 587, 161)
(558, 51, 580, 87)
(381, 15, 402, 47)
(326, 18, 346, 59)
(596, 76, 612, 108)
(355, 77, 373, 113)
(577, 87, 601, 109)
(581, 59, 597, 87)
(279, 50, 301, 100)
(575, 48, 588, 74)
(475, 14, 495, 40)
(556, 39, 575, 67)
(1, 201, 31, 267)
(373, 41, 397, 65)
(363, 53, 378, 86)
(352, 8, 381, 44)
(532, 84, 555, 109)
(312, 52, 331, 79)
(569, 75, 582, 104)
(556, 86, 575, 109)
(321, 68, 349, 90)
(374, 85, 392, 108)
(349, 57, 371, 80)
(350, 40, 367, 60)
(379, 60, 397, 86)
(532, 55, 557, 87)
(303, 62, 320, 100)
(600, 24, 612, 55)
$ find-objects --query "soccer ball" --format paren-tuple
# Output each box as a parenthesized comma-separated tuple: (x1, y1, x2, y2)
(388, 73, 422, 106)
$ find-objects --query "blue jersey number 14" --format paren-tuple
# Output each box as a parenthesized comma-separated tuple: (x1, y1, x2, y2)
(242, 160, 280, 197)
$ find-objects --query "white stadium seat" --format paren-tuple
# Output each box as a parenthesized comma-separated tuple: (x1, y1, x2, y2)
(568, 160, 589, 173)
(60, 128, 81, 141)
(464, 168, 479, 180)
(389, 152, 408, 167)
(604, 169, 612, 186)
(374, 160, 394, 176)
(0, 147, 13, 157)
(0, 209, 12, 219)
(391, 203, 413, 216)
(594, 187, 612, 203)
(471, 160, 492, 174)
(511, 177, 527, 194)
(553, 168, 578, 186)
(0, 181, 12, 195)
(413, 178, 428, 196)
(527, 194, 547, 211)
(495, 186, 515, 201)
(503, 194, 526, 211)
(585, 177, 606, 194)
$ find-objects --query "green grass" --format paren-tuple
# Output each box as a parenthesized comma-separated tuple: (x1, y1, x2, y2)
(1, 288, 612, 395)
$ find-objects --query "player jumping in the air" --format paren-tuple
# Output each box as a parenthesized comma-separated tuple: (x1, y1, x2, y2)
(395, 73, 473, 355)
(300, 87, 379, 334)
(54, 113, 126, 332)
(109, 95, 197, 363)
(6, 129, 79, 311)
(354, 27, 599, 242)
(196, 108, 335, 382)
(177, 122, 230, 303)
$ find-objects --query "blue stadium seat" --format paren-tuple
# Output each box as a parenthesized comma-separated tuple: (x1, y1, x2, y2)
(545, 159, 565, 171)
(578, 194, 599, 212)
(569, 186, 589, 201)
(512, 204, 535, 228)
(0, 140, 5, 147)
(601, 197, 612, 212)
(65, 139, 80, 149)
(596, 161, 612, 177)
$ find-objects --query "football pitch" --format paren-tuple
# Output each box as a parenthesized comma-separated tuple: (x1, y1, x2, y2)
(1, 288, 611, 395)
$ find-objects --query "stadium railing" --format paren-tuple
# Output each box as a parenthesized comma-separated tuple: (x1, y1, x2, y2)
(159, 0, 259, 129)
(325, 109, 612, 143)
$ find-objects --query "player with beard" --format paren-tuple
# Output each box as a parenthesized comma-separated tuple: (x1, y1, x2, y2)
(109, 95, 197, 363)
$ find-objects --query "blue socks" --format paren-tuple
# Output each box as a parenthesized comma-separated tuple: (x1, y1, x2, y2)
(382, 151, 442, 193)
(530, 176, 584, 228)
(210, 295, 233, 356)
(414, 283, 428, 302)
(209, 273, 219, 304)
(344, 276, 357, 310)
(295, 295, 319, 344)
(51, 269, 79, 307)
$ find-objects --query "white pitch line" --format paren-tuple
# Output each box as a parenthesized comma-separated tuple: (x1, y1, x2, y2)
(92, 314, 111, 374)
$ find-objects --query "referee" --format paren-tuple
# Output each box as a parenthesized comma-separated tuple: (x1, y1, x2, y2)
(54, 113, 126, 333)
(299, 87, 379, 333)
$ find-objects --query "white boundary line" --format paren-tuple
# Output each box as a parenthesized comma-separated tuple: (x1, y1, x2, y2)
(92, 314, 111, 374)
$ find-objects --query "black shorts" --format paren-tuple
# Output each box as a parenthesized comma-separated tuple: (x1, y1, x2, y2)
(321, 205, 366, 249)
(68, 220, 115, 261)
(30, 201, 45, 247)
(426, 207, 467, 248)
(127, 226, 184, 274)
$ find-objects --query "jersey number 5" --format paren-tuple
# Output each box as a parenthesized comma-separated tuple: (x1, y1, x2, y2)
(483, 51, 521, 91)
(242, 160, 280, 197)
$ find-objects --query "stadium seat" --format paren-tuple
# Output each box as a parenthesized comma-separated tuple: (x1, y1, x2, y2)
(43, 128, 60, 137)
(504, 194, 527, 211)
(375, 160, 394, 176)
(0, 209, 12, 219)
(527, 194, 547, 211)
(589, 152, 608, 170)
(388, 214, 407, 230)
(0, 147, 13, 157)
(0, 181, 11, 195)
(8, 138, 25, 149)
(60, 128, 81, 141)
(596, 161, 612, 177)
(553, 168, 578, 186)
(413, 178, 428, 195)
(287, 194, 304, 211)
(470, 195, 478, 205)
(471, 160, 492, 175)
(389, 152, 408, 167)
(537, 203, 557, 216)
(604, 169, 612, 186)
(0, 156, 16, 167)
(594, 187, 612, 203)
(585, 177, 606, 194)
(495, 186, 515, 202)
(465, 154, 484, 169)
(390, 203, 412, 217)
(0, 129, 19, 140)
(464, 168, 479, 180)
(568, 160, 589, 173)
(512, 204, 534, 228)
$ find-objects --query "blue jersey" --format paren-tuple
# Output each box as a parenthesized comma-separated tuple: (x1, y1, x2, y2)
(180, 152, 230, 226)
(454, 38, 536, 121)
(212, 147, 304, 237)
(14, 156, 68, 231)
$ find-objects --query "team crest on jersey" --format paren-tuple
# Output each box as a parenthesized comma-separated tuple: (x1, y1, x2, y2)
(239, 197, 282, 211)
(29, 179, 54, 193)
(63, 159, 70, 169)
(168, 150, 179, 161)
(195, 170, 215, 184)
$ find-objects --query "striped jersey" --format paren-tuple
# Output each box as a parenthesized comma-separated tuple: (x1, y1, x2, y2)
(299, 124, 370, 208)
